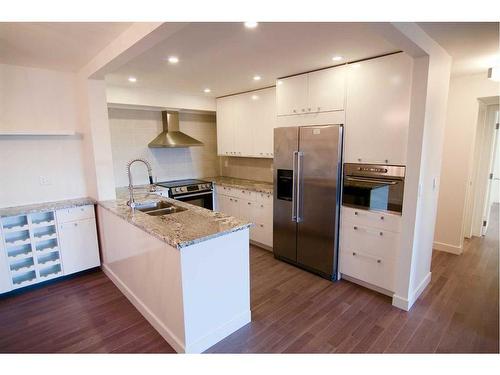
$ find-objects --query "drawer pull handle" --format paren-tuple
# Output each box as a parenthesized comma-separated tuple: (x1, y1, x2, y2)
(380, 216, 384, 220)
(354, 211, 358, 216)
(377, 259, 382, 264)
(352, 252, 357, 256)
(379, 232, 383, 236)
(248, 202, 251, 205)
(353, 226, 358, 230)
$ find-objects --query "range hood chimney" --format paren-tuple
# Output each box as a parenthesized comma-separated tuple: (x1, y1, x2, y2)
(148, 111, 203, 148)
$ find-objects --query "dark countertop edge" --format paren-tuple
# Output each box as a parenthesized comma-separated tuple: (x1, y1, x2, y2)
(96, 201, 253, 250)
(0, 197, 97, 218)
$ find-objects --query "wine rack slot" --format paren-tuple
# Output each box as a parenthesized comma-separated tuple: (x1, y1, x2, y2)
(37, 251, 60, 266)
(7, 243, 33, 259)
(35, 238, 58, 253)
(1, 215, 29, 232)
(10, 257, 35, 272)
(31, 211, 55, 227)
(12, 270, 37, 287)
(39, 263, 62, 279)
(32, 225, 57, 241)
(4, 229, 30, 246)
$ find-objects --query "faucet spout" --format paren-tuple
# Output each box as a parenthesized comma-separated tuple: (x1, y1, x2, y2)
(126, 158, 155, 209)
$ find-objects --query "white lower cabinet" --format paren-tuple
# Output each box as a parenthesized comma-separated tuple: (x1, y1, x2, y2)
(58, 218, 100, 275)
(215, 185, 273, 248)
(0, 204, 100, 294)
(339, 206, 401, 293)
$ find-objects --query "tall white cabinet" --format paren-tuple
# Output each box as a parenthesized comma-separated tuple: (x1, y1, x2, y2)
(0, 204, 100, 294)
(216, 87, 276, 158)
(344, 53, 413, 165)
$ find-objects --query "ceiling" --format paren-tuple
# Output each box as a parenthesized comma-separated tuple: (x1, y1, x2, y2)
(418, 22, 499, 76)
(105, 22, 399, 98)
(0, 22, 133, 72)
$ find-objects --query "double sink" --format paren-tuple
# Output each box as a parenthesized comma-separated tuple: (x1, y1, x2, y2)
(134, 200, 187, 217)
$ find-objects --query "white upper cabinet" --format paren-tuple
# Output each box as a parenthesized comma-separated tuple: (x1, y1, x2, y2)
(276, 65, 345, 117)
(345, 53, 412, 165)
(308, 66, 345, 112)
(276, 74, 308, 116)
(216, 87, 276, 158)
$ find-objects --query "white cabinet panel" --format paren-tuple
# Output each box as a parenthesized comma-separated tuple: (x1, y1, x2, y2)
(58, 218, 100, 275)
(341, 206, 402, 232)
(216, 96, 235, 156)
(345, 53, 412, 165)
(56, 205, 95, 224)
(216, 88, 276, 158)
(276, 74, 308, 116)
(0, 232, 12, 293)
(308, 66, 346, 112)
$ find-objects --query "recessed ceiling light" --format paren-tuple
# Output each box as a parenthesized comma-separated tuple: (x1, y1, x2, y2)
(244, 22, 258, 29)
(128, 77, 137, 82)
(204, 88, 211, 93)
(277, 80, 283, 85)
(332, 56, 343, 61)
(168, 56, 179, 64)
(251, 95, 259, 100)
(253, 75, 261, 81)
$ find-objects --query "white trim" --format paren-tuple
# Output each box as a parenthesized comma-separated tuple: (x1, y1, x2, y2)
(102, 264, 186, 353)
(185, 310, 251, 354)
(433, 241, 463, 255)
(392, 272, 432, 311)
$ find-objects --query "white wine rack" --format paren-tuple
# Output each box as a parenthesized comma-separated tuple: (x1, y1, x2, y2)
(1, 210, 64, 289)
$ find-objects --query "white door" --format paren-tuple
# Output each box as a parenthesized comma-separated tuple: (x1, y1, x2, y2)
(276, 74, 308, 116)
(482, 111, 500, 235)
(345, 53, 412, 165)
(58, 218, 100, 275)
(216, 97, 235, 156)
(233, 93, 255, 157)
(252, 87, 276, 157)
(308, 66, 346, 113)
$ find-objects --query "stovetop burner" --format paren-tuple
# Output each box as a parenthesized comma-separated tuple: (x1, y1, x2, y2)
(156, 179, 209, 188)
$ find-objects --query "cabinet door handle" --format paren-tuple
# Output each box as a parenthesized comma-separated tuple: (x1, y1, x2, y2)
(379, 232, 383, 236)
(358, 158, 362, 162)
(248, 202, 251, 205)
(74, 223, 78, 227)
(380, 216, 385, 220)
(353, 226, 358, 230)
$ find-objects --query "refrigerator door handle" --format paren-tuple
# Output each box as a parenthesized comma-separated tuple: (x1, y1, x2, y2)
(296, 151, 304, 223)
(292, 151, 298, 222)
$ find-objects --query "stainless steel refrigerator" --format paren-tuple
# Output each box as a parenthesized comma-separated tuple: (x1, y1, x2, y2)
(273, 125, 343, 280)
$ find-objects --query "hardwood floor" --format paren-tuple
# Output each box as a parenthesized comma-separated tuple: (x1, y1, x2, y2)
(1, 205, 498, 353)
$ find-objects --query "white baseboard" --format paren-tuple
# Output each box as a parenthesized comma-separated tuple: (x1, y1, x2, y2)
(392, 272, 432, 311)
(433, 241, 462, 255)
(102, 264, 186, 353)
(187, 310, 251, 354)
(340, 274, 394, 297)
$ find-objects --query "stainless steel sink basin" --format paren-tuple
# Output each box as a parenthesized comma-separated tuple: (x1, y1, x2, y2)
(134, 201, 187, 216)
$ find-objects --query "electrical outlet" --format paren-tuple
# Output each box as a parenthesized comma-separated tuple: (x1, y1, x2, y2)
(39, 176, 52, 186)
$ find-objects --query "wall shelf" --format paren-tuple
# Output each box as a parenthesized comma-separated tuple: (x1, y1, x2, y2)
(0, 130, 76, 136)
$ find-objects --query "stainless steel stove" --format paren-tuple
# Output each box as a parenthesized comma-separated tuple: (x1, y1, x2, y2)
(155, 179, 213, 210)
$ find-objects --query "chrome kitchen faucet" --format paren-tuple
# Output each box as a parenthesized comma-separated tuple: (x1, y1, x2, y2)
(126, 158, 156, 209)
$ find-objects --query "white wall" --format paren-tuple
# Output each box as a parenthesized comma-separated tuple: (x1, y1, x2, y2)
(108, 108, 219, 187)
(0, 64, 88, 208)
(433, 73, 499, 253)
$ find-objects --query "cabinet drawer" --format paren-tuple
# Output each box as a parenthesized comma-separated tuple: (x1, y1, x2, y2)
(341, 220, 399, 260)
(339, 248, 395, 292)
(56, 205, 95, 224)
(251, 221, 273, 247)
(232, 189, 256, 201)
(341, 206, 401, 232)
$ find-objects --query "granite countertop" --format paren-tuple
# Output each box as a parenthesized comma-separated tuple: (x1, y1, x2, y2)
(98, 187, 252, 249)
(0, 197, 96, 218)
(205, 176, 273, 194)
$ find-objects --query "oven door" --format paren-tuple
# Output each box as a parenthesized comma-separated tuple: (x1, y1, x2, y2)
(342, 176, 404, 214)
(173, 191, 213, 210)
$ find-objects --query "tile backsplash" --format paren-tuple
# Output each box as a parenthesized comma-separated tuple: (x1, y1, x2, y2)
(108, 108, 219, 187)
(219, 156, 273, 182)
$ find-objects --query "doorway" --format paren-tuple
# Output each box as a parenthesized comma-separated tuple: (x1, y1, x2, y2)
(464, 98, 499, 238)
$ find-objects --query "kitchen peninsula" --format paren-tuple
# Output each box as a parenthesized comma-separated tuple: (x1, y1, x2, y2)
(97, 188, 252, 353)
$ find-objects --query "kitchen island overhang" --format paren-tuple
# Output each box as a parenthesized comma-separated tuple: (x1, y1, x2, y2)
(97, 194, 251, 353)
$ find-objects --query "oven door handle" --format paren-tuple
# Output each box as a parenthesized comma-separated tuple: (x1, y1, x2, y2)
(174, 191, 213, 199)
(345, 176, 399, 185)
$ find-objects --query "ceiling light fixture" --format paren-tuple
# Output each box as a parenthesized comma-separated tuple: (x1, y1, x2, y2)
(251, 95, 259, 100)
(204, 88, 211, 93)
(277, 80, 283, 85)
(128, 77, 137, 82)
(253, 75, 261, 81)
(332, 56, 343, 62)
(244, 22, 258, 29)
(168, 56, 179, 64)
(488, 66, 500, 82)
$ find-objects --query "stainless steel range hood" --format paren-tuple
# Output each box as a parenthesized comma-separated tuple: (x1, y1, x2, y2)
(148, 111, 203, 148)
